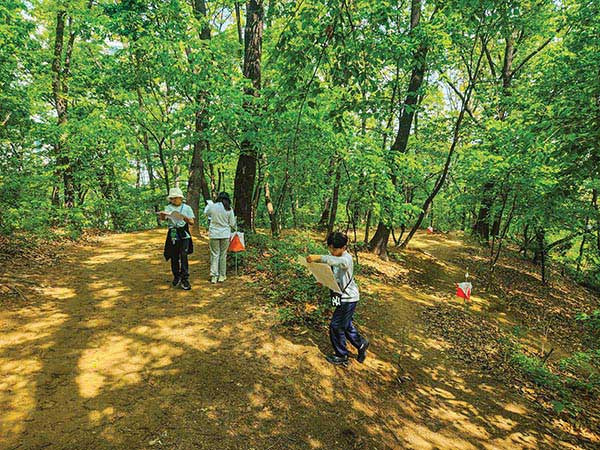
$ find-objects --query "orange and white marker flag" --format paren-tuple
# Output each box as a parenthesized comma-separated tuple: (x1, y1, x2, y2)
(456, 282, 472, 301)
(229, 231, 245, 252)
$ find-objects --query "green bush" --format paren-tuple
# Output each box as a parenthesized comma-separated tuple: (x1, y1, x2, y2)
(558, 351, 600, 393)
(576, 310, 600, 333)
(511, 352, 562, 391)
(244, 230, 335, 327)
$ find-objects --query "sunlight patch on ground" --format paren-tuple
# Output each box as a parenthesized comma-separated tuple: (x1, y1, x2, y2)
(503, 402, 528, 415)
(409, 232, 468, 251)
(133, 315, 223, 351)
(488, 414, 518, 432)
(0, 311, 68, 349)
(350, 398, 377, 417)
(77, 334, 184, 398)
(307, 436, 324, 448)
(44, 286, 77, 299)
(364, 282, 440, 308)
(398, 420, 480, 449)
(415, 335, 451, 352)
(248, 383, 274, 408)
(359, 252, 409, 279)
(255, 337, 330, 374)
(0, 357, 40, 442)
(81, 250, 131, 265)
(88, 406, 115, 426)
(486, 432, 541, 449)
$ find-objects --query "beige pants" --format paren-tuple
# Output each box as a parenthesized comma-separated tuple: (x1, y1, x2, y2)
(209, 238, 229, 277)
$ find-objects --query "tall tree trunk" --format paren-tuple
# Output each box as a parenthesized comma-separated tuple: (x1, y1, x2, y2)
(576, 220, 588, 273)
(233, 0, 264, 230)
(577, 193, 597, 272)
(473, 185, 492, 240)
(536, 228, 547, 284)
(51, 11, 76, 208)
(326, 162, 342, 236)
(51, 186, 60, 206)
(317, 156, 336, 229)
(135, 87, 160, 225)
(369, 223, 391, 260)
(389, 0, 427, 181)
(265, 179, 278, 236)
(234, 3, 243, 45)
(251, 158, 264, 232)
(318, 198, 331, 229)
(400, 101, 468, 248)
(521, 224, 531, 258)
(217, 169, 224, 194)
(593, 189, 599, 251)
(97, 158, 123, 229)
(364, 208, 372, 244)
(186, 0, 212, 230)
(207, 163, 217, 198)
(187, 0, 211, 230)
(157, 141, 170, 193)
(290, 191, 298, 229)
(474, 33, 516, 240)
(370, 0, 428, 258)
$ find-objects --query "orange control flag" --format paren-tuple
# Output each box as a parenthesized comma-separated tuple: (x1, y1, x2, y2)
(456, 282, 472, 301)
(229, 232, 245, 252)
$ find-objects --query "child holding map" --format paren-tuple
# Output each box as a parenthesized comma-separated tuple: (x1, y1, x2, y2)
(160, 187, 195, 290)
(307, 232, 369, 365)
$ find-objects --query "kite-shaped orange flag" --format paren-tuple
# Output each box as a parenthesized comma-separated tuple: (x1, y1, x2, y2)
(229, 232, 245, 252)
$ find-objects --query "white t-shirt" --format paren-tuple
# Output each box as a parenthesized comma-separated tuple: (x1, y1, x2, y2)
(203, 201, 236, 239)
(165, 203, 195, 228)
(320, 252, 359, 303)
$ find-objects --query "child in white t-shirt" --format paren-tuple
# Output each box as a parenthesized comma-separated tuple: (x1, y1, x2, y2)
(307, 232, 368, 365)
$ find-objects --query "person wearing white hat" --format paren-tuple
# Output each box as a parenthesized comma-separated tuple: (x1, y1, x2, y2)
(160, 187, 195, 290)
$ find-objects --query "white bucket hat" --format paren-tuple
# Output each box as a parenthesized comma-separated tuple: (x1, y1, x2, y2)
(167, 187, 184, 200)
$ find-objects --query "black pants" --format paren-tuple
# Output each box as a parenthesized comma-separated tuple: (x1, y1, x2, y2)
(329, 301, 364, 357)
(170, 239, 190, 280)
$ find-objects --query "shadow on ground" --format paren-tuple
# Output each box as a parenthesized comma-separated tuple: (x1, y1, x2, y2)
(0, 229, 597, 449)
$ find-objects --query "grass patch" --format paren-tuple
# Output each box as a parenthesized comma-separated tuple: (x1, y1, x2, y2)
(240, 230, 335, 327)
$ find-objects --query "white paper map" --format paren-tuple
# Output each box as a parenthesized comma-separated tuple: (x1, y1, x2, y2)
(297, 256, 342, 294)
(158, 211, 185, 223)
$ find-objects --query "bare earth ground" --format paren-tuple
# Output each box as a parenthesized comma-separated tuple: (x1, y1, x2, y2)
(1, 229, 598, 449)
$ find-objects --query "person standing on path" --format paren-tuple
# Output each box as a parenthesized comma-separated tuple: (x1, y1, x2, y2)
(161, 187, 195, 290)
(204, 192, 237, 284)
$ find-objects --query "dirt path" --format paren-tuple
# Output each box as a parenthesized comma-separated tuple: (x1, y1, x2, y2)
(0, 230, 593, 449)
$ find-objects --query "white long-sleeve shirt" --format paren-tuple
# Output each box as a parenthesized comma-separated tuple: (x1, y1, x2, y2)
(203, 201, 236, 239)
(320, 251, 359, 303)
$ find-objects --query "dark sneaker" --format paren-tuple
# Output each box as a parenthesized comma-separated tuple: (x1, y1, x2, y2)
(181, 279, 191, 290)
(326, 354, 349, 366)
(172, 276, 181, 287)
(357, 339, 369, 363)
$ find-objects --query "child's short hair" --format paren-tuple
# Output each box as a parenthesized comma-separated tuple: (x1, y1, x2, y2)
(327, 232, 348, 249)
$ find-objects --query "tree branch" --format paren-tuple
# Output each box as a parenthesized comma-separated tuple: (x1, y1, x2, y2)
(510, 35, 554, 78)
(446, 79, 482, 127)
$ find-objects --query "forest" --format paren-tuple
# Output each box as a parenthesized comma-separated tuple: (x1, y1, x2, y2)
(1, 0, 600, 448)
(0, 0, 597, 283)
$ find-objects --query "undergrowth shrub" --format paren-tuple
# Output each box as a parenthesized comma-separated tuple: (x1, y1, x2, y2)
(242, 230, 334, 327)
(502, 330, 599, 416)
(576, 310, 600, 334)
